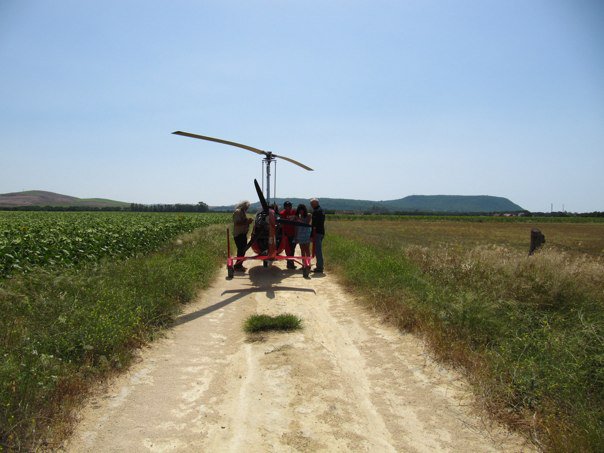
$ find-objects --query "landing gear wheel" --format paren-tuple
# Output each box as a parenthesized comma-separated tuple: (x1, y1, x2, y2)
(303, 266, 310, 278)
(227, 266, 234, 279)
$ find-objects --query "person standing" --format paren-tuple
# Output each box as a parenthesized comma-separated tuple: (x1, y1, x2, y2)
(232, 201, 253, 271)
(279, 201, 297, 269)
(295, 204, 312, 263)
(310, 198, 325, 273)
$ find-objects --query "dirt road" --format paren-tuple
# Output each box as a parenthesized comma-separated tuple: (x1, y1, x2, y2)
(65, 262, 531, 452)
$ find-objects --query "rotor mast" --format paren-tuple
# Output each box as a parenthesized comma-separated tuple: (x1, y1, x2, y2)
(263, 153, 276, 205)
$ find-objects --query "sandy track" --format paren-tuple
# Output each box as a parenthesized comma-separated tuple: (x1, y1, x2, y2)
(65, 262, 532, 452)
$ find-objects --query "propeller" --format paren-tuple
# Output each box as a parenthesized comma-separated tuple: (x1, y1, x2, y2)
(253, 179, 311, 228)
(172, 130, 313, 171)
(254, 179, 269, 212)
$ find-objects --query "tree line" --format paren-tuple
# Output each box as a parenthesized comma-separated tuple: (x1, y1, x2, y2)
(129, 202, 209, 212)
(1, 204, 602, 217)
(0, 202, 210, 212)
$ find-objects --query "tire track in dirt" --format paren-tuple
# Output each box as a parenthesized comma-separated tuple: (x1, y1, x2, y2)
(64, 263, 532, 452)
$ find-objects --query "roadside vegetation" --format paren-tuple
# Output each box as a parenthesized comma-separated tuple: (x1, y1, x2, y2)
(0, 222, 227, 451)
(327, 219, 604, 452)
(244, 313, 303, 334)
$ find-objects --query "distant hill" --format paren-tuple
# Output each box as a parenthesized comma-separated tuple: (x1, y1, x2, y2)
(0, 190, 129, 208)
(381, 195, 524, 213)
(212, 195, 524, 213)
(1, 190, 524, 213)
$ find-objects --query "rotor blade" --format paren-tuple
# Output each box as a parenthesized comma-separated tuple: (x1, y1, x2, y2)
(254, 179, 269, 212)
(172, 131, 267, 156)
(272, 154, 314, 171)
(277, 218, 313, 228)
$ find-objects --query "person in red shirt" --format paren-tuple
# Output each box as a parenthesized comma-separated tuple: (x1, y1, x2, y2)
(279, 201, 297, 269)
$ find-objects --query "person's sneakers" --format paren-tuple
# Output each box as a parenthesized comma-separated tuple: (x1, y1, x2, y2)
(312, 268, 324, 273)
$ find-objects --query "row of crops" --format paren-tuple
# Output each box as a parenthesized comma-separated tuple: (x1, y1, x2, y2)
(0, 211, 229, 278)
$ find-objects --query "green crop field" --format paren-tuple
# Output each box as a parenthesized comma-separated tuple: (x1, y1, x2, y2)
(0, 212, 230, 450)
(0, 211, 230, 278)
(327, 218, 604, 451)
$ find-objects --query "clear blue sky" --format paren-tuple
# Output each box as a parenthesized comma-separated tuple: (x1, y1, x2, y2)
(1, 0, 602, 212)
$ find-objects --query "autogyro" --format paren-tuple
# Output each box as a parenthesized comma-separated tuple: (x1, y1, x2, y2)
(172, 131, 316, 278)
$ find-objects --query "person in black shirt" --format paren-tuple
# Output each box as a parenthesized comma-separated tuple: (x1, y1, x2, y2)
(310, 198, 325, 273)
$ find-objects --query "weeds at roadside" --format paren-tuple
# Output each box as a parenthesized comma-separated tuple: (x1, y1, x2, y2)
(0, 224, 226, 451)
(327, 220, 604, 452)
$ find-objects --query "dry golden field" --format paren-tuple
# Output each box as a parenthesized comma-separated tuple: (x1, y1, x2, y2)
(329, 218, 604, 257)
(326, 217, 604, 451)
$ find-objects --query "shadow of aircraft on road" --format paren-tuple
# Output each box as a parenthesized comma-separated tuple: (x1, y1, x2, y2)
(173, 265, 316, 327)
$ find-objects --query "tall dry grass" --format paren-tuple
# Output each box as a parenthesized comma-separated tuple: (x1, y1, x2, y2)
(327, 220, 604, 451)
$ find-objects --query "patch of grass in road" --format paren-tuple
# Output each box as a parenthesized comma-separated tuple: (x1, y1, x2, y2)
(0, 225, 226, 451)
(326, 220, 604, 452)
(244, 314, 302, 333)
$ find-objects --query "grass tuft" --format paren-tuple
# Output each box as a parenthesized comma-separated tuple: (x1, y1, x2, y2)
(244, 313, 302, 333)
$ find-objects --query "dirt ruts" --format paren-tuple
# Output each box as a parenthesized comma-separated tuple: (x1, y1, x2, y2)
(64, 262, 532, 452)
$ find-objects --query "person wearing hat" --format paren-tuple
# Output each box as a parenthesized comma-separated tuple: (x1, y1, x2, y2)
(280, 200, 297, 269)
(232, 200, 253, 271)
(310, 198, 325, 273)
